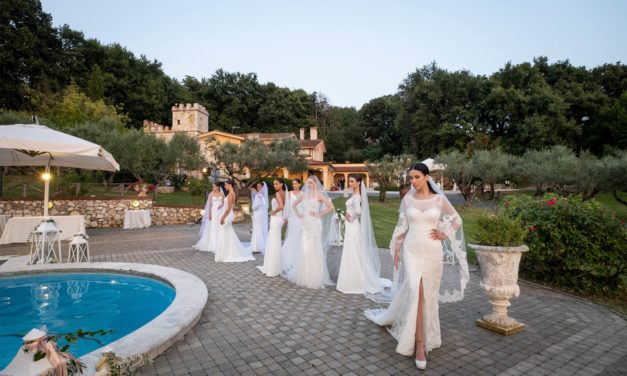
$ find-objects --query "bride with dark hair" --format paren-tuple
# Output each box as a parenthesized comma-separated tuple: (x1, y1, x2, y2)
(215, 180, 255, 263)
(250, 181, 268, 254)
(285, 176, 335, 289)
(336, 174, 391, 296)
(257, 178, 288, 277)
(365, 163, 469, 370)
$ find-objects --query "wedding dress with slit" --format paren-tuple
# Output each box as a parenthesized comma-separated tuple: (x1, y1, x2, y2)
(365, 192, 468, 355)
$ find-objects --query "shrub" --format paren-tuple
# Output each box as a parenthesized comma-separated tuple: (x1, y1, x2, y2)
(473, 212, 527, 247)
(504, 194, 627, 295)
(186, 177, 205, 197)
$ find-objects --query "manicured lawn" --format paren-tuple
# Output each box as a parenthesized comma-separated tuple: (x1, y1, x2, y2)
(595, 192, 627, 219)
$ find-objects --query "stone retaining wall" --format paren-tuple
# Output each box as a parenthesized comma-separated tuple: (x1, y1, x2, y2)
(0, 198, 247, 228)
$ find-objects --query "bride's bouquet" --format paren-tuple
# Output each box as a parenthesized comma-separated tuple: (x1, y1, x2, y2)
(330, 209, 346, 245)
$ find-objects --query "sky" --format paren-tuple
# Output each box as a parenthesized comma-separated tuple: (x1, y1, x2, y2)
(41, 0, 627, 109)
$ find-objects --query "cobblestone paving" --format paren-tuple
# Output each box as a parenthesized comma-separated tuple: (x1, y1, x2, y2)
(1, 224, 626, 375)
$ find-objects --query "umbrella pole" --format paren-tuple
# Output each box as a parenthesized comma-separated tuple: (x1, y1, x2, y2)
(43, 165, 50, 218)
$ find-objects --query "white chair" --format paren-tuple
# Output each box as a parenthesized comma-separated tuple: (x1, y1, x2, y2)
(67, 234, 90, 263)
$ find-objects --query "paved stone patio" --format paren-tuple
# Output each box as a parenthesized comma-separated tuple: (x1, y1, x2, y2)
(1, 224, 626, 375)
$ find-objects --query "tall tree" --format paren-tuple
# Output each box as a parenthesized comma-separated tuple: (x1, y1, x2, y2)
(0, 0, 64, 108)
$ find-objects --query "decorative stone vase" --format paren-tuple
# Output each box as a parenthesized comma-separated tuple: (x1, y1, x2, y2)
(469, 243, 529, 336)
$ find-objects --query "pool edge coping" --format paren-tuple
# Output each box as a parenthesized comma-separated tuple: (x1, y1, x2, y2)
(0, 261, 208, 375)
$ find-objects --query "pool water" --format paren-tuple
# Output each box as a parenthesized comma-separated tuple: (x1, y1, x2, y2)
(0, 273, 175, 369)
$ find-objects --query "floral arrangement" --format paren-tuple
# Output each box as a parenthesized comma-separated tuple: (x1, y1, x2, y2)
(334, 209, 346, 244)
(24, 328, 113, 376)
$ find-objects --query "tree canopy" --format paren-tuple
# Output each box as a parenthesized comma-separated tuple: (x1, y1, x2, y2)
(1, 0, 625, 164)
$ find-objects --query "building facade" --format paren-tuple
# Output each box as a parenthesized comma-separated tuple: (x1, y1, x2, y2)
(144, 103, 371, 190)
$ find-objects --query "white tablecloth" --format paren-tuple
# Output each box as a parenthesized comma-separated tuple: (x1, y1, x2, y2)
(0, 215, 86, 244)
(123, 210, 151, 229)
(0, 214, 10, 237)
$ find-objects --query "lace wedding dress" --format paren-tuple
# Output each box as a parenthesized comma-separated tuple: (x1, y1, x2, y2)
(336, 194, 366, 293)
(365, 193, 468, 355)
(257, 197, 284, 276)
(285, 196, 332, 289)
(215, 208, 255, 263)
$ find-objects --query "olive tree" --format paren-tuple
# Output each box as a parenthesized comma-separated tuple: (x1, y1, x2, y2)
(208, 138, 307, 188)
(366, 154, 414, 202)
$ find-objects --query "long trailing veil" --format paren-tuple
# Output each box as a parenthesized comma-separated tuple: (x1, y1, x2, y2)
(300, 175, 335, 285)
(198, 193, 213, 236)
(387, 176, 469, 303)
(358, 181, 393, 300)
(282, 182, 290, 222)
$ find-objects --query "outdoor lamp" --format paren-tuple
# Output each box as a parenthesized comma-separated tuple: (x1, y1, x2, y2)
(202, 167, 209, 176)
(42, 172, 51, 181)
(200, 209, 205, 216)
(132, 200, 140, 208)
(47, 202, 54, 209)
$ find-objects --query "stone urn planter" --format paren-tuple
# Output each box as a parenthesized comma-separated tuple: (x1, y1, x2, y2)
(469, 243, 529, 336)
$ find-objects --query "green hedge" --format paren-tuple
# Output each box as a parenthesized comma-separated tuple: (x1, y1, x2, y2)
(505, 194, 627, 295)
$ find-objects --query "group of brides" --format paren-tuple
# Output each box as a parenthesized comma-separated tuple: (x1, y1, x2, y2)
(193, 163, 469, 370)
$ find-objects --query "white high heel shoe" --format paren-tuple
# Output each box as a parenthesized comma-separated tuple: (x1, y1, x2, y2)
(415, 359, 427, 369)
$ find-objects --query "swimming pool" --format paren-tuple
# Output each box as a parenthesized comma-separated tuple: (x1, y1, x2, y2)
(0, 272, 175, 370)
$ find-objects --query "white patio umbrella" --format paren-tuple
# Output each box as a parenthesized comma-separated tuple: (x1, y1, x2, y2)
(0, 124, 120, 217)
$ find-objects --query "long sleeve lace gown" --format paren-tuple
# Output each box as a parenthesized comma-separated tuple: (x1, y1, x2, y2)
(365, 194, 467, 355)
(336, 194, 366, 293)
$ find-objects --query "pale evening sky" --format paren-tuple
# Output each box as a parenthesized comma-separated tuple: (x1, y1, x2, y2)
(41, 0, 627, 108)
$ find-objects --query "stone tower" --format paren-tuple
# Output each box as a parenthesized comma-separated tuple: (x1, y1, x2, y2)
(171, 103, 209, 134)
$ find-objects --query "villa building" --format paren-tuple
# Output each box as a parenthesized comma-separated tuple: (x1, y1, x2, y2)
(143, 103, 371, 190)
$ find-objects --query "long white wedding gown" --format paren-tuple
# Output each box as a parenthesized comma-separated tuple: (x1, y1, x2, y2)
(257, 198, 284, 276)
(285, 197, 331, 289)
(365, 194, 459, 355)
(336, 194, 364, 293)
(207, 197, 223, 253)
(280, 191, 302, 272)
(193, 196, 223, 252)
(215, 208, 255, 263)
(250, 194, 268, 254)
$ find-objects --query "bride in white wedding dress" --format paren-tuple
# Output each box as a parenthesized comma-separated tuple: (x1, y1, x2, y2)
(215, 180, 255, 263)
(257, 178, 288, 277)
(250, 182, 268, 254)
(285, 176, 335, 289)
(365, 163, 469, 370)
(336, 175, 392, 295)
(280, 178, 302, 273)
(193, 183, 225, 252)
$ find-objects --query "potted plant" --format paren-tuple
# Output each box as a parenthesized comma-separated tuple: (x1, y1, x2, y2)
(469, 211, 528, 336)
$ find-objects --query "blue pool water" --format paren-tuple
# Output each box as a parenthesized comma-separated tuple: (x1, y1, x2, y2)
(0, 273, 175, 369)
